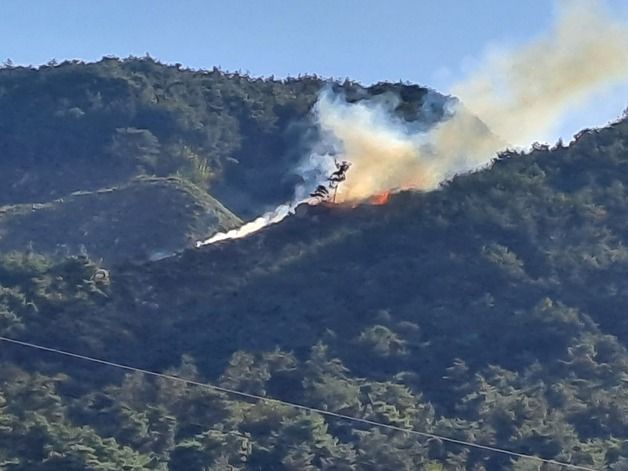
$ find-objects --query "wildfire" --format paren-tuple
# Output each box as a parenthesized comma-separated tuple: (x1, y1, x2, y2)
(369, 191, 390, 205)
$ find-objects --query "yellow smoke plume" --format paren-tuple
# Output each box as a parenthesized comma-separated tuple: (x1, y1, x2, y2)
(317, 0, 628, 203)
(454, 0, 628, 145)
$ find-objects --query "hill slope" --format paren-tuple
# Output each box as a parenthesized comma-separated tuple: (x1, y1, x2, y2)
(1, 112, 628, 469)
(0, 58, 451, 218)
(0, 177, 241, 265)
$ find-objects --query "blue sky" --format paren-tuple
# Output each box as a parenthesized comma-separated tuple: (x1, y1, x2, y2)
(2, 0, 628, 142)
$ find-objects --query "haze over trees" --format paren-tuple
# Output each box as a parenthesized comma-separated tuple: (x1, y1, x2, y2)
(1, 57, 628, 470)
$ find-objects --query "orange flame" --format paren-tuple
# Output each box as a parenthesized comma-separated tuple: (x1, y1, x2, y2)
(369, 191, 390, 205)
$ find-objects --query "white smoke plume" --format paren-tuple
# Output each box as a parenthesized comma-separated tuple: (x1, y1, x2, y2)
(198, 0, 628, 245)
(196, 204, 293, 246)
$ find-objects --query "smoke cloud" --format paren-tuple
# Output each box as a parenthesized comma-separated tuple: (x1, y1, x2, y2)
(312, 91, 502, 202)
(316, 0, 628, 202)
(198, 0, 628, 245)
(196, 204, 292, 246)
(454, 0, 628, 145)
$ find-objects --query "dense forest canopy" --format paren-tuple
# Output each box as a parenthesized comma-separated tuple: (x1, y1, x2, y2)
(1, 57, 628, 470)
(0, 56, 323, 214)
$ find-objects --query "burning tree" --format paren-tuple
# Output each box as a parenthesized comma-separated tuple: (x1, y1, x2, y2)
(310, 160, 352, 203)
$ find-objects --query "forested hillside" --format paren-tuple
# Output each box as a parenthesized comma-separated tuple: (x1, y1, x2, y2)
(0, 57, 319, 213)
(1, 58, 628, 470)
(0, 57, 449, 265)
(0, 57, 446, 218)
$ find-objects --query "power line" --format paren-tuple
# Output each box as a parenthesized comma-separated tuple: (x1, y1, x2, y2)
(0, 335, 598, 471)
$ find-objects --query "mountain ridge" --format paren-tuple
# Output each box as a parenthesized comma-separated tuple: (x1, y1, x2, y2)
(1, 58, 628, 470)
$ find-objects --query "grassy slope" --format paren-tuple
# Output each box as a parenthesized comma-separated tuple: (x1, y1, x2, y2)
(0, 177, 241, 266)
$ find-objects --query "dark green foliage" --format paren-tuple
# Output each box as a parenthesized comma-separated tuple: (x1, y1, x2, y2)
(2, 59, 628, 469)
(0, 58, 318, 215)
(75, 114, 628, 470)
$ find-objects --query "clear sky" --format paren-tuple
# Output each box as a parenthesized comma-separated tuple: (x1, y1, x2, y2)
(2, 0, 628, 142)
